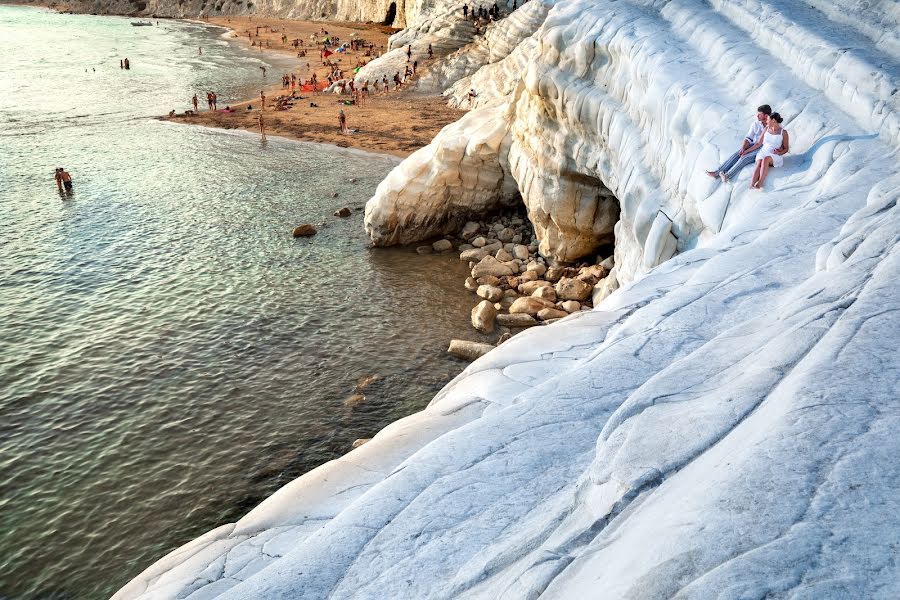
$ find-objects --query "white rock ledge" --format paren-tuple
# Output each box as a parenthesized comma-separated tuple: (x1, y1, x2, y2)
(116, 0, 900, 598)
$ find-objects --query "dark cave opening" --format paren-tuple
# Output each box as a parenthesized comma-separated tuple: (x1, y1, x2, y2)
(383, 2, 397, 26)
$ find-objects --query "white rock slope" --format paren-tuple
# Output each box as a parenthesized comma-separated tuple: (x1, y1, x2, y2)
(116, 0, 900, 598)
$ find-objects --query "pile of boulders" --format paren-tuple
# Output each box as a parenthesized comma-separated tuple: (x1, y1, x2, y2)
(434, 212, 619, 359)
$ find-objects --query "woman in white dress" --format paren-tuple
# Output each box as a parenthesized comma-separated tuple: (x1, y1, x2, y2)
(748, 113, 789, 190)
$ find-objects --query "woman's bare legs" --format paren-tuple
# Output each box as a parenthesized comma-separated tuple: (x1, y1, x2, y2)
(756, 156, 773, 189)
(750, 160, 762, 189)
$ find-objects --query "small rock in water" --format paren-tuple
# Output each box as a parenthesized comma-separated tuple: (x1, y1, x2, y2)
(351, 438, 371, 449)
(331, 192, 339, 198)
(416, 245, 433, 254)
(448, 339, 495, 362)
(349, 178, 357, 183)
(292, 224, 317, 237)
(432, 239, 453, 252)
(334, 207, 352, 217)
(343, 393, 366, 407)
(464, 277, 478, 291)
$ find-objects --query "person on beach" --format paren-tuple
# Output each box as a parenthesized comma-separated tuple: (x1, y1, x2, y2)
(413, 60, 418, 75)
(198, 47, 202, 55)
(260, 90, 266, 110)
(748, 113, 789, 190)
(260, 66, 267, 77)
(192, 94, 199, 112)
(468, 88, 477, 103)
(257, 112, 266, 141)
(124, 58, 130, 70)
(406, 44, 412, 62)
(706, 104, 771, 182)
(463, 4, 469, 18)
(120, 59, 123, 69)
(212, 92, 218, 110)
(338, 109, 347, 133)
(428, 44, 434, 59)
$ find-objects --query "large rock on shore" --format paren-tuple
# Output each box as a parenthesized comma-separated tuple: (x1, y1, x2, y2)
(508, 296, 555, 316)
(446, 339, 494, 361)
(470, 300, 497, 333)
(471, 255, 515, 278)
(555, 277, 593, 301)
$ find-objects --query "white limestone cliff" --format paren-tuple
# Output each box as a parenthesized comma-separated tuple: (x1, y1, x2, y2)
(115, 0, 900, 598)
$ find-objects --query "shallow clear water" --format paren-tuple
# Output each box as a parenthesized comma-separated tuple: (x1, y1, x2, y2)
(0, 7, 484, 599)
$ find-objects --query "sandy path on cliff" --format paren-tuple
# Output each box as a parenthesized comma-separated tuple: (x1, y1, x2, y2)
(165, 16, 464, 157)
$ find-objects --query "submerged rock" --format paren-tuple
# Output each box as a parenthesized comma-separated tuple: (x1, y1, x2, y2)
(292, 224, 317, 237)
(334, 207, 352, 218)
(432, 239, 453, 252)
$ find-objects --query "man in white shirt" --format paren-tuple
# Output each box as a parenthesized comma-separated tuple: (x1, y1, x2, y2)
(707, 104, 772, 182)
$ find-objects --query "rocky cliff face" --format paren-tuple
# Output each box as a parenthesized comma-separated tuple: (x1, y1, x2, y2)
(115, 0, 900, 598)
(66, 0, 410, 27)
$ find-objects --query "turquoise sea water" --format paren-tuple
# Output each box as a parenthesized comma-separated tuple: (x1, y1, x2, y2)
(0, 7, 482, 598)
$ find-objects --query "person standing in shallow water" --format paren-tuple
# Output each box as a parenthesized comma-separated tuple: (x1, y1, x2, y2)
(257, 112, 266, 141)
(55, 168, 73, 192)
(192, 94, 199, 113)
(260, 90, 266, 110)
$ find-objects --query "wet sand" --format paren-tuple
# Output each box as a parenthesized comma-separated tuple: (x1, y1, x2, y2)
(165, 16, 465, 157)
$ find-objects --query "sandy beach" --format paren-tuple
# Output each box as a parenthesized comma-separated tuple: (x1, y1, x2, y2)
(164, 16, 465, 157)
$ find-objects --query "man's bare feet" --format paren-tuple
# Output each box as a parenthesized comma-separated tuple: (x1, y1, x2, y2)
(719, 172, 728, 183)
(706, 170, 718, 178)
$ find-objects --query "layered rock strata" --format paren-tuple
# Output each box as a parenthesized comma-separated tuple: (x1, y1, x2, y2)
(115, 0, 900, 598)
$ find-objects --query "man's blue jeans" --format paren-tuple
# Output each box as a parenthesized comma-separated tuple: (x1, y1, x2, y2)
(714, 149, 758, 179)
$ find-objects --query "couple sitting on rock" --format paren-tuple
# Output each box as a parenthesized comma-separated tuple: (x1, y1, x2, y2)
(707, 104, 790, 190)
